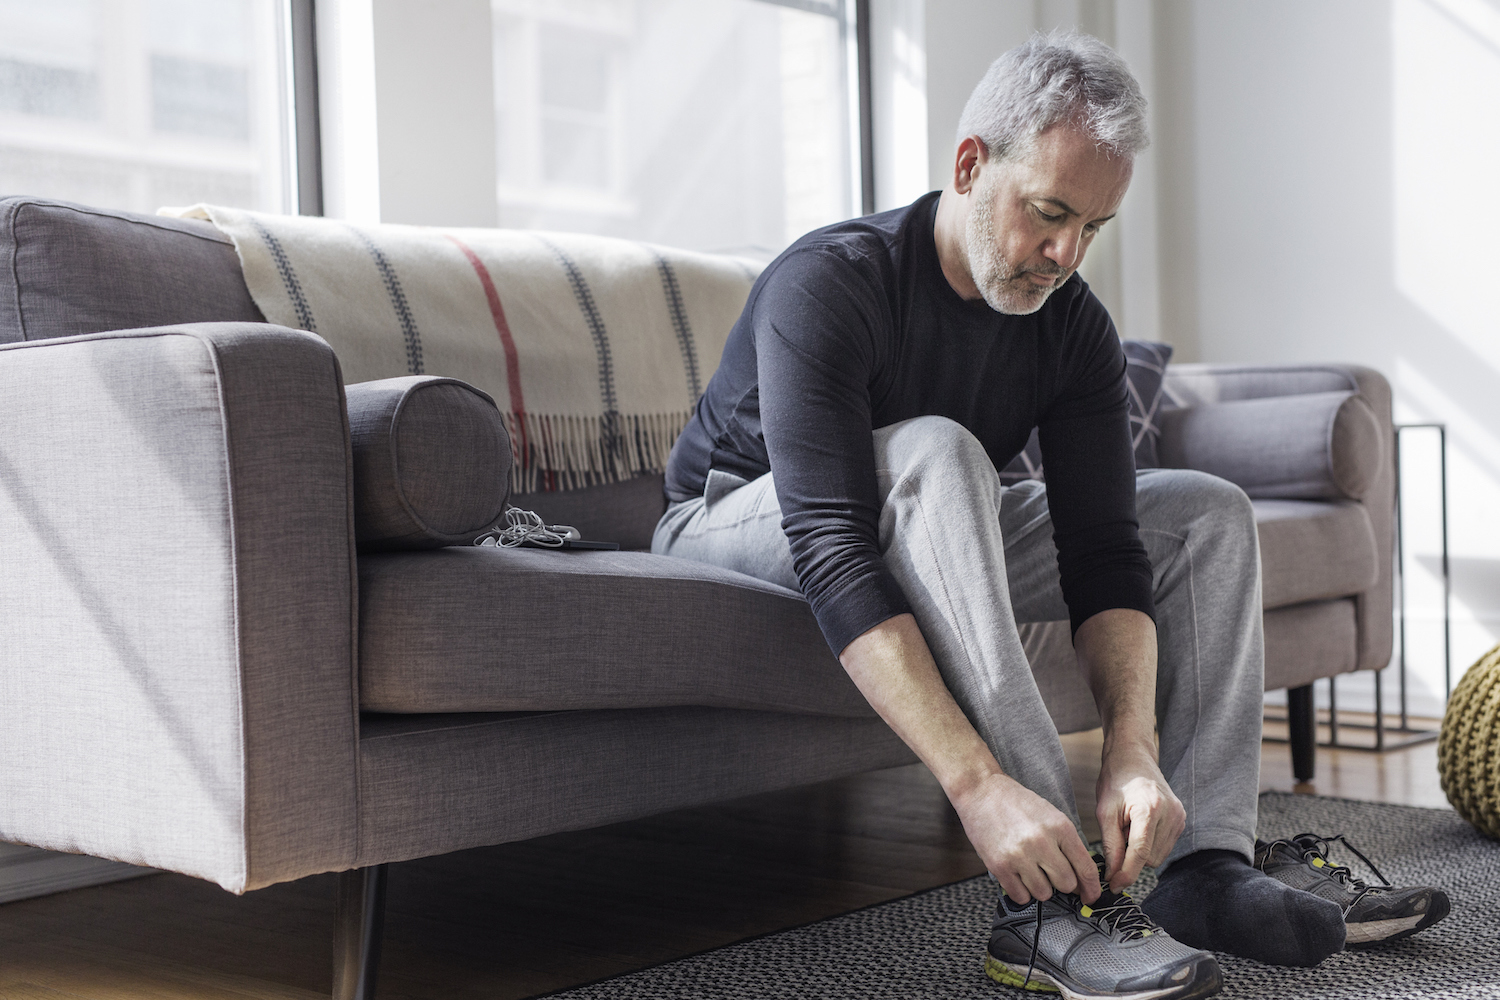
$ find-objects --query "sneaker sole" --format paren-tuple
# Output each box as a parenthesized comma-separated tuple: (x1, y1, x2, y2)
(983, 952, 1223, 1000)
(1347, 891, 1452, 947)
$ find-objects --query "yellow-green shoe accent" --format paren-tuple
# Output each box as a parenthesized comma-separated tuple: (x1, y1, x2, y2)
(983, 952, 1061, 993)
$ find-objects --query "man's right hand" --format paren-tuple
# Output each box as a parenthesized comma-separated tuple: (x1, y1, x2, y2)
(839, 614, 1101, 908)
(952, 769, 1102, 905)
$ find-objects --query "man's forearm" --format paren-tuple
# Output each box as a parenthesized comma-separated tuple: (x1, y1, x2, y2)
(1073, 607, 1159, 759)
(838, 612, 1003, 801)
(1075, 607, 1187, 887)
(840, 612, 1102, 902)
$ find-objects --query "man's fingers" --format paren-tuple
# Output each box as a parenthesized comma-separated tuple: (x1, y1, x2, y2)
(998, 871, 1033, 906)
(1019, 864, 1055, 903)
(1038, 852, 1079, 896)
(1114, 804, 1154, 890)
(1058, 828, 1102, 903)
(1099, 805, 1126, 888)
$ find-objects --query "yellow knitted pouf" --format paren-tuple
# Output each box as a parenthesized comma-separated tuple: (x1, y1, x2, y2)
(1439, 643, 1500, 839)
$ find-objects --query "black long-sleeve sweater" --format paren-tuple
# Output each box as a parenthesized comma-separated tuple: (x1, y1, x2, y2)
(664, 191, 1154, 654)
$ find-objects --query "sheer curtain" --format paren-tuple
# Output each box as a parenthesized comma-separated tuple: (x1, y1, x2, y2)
(0, 0, 288, 214)
(492, 0, 854, 257)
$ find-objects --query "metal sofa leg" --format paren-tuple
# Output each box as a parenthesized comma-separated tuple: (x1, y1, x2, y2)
(333, 864, 388, 1000)
(1286, 684, 1316, 783)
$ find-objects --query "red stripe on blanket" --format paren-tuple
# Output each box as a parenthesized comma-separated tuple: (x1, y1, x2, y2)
(444, 234, 530, 464)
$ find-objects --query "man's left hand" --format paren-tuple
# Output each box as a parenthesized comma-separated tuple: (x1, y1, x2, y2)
(1095, 746, 1185, 892)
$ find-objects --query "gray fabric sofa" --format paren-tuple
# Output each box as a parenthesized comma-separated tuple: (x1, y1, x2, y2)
(0, 196, 1392, 998)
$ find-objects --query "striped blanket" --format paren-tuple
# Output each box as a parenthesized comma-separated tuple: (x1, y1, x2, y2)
(165, 205, 761, 493)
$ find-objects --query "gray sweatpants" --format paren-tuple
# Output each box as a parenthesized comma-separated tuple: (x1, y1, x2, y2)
(652, 416, 1264, 865)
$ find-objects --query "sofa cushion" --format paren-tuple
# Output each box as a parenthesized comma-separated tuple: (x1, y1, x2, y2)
(1159, 391, 1384, 501)
(347, 376, 512, 551)
(507, 473, 667, 551)
(999, 339, 1173, 484)
(1255, 499, 1379, 610)
(357, 546, 873, 716)
(0, 197, 263, 343)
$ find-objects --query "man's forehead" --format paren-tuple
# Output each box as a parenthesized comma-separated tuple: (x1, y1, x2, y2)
(1001, 133, 1133, 217)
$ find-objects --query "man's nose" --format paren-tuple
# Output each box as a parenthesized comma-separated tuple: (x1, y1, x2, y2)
(1044, 227, 1086, 271)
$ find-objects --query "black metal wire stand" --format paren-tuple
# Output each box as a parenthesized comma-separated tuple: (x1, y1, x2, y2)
(1264, 423, 1448, 752)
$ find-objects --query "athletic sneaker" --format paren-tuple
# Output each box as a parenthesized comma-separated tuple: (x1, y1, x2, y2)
(1254, 833, 1450, 946)
(985, 856, 1222, 1000)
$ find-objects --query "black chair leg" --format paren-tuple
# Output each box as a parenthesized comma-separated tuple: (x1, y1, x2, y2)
(333, 864, 388, 1000)
(1287, 683, 1316, 783)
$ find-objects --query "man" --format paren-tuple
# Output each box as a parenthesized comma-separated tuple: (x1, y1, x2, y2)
(655, 31, 1443, 999)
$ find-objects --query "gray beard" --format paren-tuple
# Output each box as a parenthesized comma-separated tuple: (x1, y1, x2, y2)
(964, 180, 1064, 316)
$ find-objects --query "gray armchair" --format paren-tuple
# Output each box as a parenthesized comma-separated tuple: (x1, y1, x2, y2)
(1022, 363, 1393, 781)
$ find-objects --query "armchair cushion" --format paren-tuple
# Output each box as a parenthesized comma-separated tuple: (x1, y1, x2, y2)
(1158, 390, 1383, 500)
(1255, 499, 1379, 610)
(346, 376, 512, 551)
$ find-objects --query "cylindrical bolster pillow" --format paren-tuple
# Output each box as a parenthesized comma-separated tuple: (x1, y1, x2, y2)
(1157, 390, 1384, 501)
(346, 376, 512, 550)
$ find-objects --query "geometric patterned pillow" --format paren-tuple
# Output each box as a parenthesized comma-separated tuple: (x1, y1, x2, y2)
(998, 339, 1174, 485)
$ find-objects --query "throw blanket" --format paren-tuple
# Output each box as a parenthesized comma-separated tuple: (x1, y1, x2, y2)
(165, 205, 761, 493)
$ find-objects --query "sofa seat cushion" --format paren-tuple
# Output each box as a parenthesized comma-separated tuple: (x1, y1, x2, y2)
(358, 547, 874, 716)
(1255, 499, 1378, 610)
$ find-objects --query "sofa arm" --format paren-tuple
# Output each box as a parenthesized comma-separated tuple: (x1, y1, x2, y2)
(0, 323, 358, 893)
(1162, 362, 1394, 675)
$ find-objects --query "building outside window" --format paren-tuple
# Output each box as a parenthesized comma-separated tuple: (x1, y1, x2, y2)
(0, 0, 287, 215)
(492, 0, 855, 257)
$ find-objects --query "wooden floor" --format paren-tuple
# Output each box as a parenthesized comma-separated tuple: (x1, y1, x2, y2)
(0, 723, 1447, 1000)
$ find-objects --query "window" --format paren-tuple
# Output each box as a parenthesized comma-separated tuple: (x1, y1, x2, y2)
(492, 0, 855, 257)
(0, 0, 288, 215)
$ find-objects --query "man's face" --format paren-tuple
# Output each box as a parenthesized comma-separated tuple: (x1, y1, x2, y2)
(963, 125, 1133, 315)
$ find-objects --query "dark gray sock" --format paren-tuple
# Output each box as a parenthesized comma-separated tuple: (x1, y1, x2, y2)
(1141, 849, 1346, 967)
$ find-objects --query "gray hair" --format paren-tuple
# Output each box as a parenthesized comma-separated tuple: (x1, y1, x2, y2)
(956, 30, 1148, 162)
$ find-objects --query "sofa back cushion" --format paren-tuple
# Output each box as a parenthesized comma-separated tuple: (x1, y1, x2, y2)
(0, 197, 263, 343)
(999, 339, 1174, 484)
(347, 376, 513, 550)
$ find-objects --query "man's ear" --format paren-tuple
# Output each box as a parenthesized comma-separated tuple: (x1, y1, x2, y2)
(953, 136, 987, 195)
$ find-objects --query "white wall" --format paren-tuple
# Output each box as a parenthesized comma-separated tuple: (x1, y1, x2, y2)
(372, 0, 498, 226)
(1164, 0, 1500, 711)
(869, 0, 931, 211)
(318, 0, 497, 226)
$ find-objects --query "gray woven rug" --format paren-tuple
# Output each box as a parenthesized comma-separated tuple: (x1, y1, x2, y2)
(538, 794, 1500, 999)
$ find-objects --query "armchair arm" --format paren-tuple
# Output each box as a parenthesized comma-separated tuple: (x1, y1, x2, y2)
(1161, 362, 1394, 674)
(0, 323, 358, 892)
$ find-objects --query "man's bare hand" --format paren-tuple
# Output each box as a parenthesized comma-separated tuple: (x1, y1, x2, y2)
(1094, 746, 1184, 891)
(954, 771, 1101, 906)
(839, 615, 1101, 907)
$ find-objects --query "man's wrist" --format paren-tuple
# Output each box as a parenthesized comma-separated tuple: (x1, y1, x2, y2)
(1100, 728, 1159, 768)
(940, 759, 1011, 810)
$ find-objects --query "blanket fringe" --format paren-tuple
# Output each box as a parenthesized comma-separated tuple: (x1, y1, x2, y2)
(504, 410, 692, 494)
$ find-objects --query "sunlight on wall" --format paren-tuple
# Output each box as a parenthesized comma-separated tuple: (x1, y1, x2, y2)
(884, 16, 928, 205)
(1393, 0, 1500, 368)
(780, 8, 846, 244)
(1391, 0, 1500, 708)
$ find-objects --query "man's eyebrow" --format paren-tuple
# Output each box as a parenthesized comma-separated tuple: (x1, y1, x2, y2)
(1039, 197, 1116, 224)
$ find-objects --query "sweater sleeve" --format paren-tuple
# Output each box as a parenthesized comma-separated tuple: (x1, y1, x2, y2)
(1036, 291, 1156, 635)
(754, 249, 912, 655)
